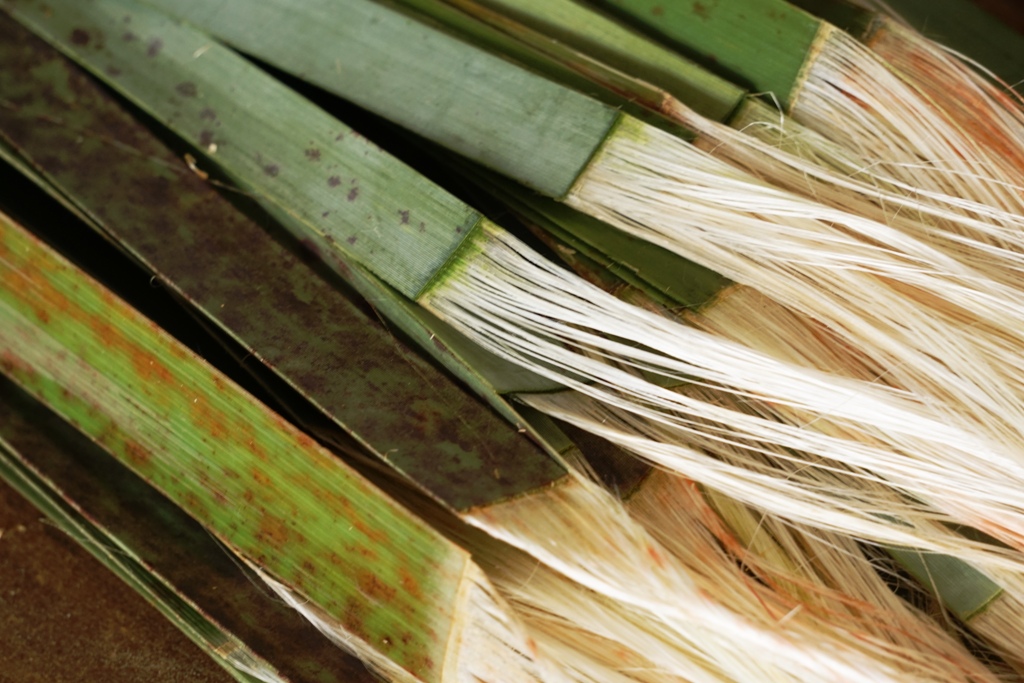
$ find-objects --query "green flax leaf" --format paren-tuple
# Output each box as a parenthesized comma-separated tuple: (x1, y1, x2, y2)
(0, 209, 476, 682)
(0, 377, 377, 683)
(0, 11, 569, 511)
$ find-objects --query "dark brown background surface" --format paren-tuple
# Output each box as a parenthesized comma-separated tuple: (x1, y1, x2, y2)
(0, 478, 234, 683)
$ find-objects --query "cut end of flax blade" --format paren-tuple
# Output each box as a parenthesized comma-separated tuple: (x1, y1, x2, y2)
(252, 562, 562, 683)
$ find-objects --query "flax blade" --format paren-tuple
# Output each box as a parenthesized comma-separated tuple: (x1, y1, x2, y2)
(0, 208, 553, 683)
(18, 0, 1024, 579)
(0, 376, 375, 683)
(0, 12, 569, 513)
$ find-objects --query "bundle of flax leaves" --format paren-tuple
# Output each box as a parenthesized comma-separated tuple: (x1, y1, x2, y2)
(5, 0, 1024, 681)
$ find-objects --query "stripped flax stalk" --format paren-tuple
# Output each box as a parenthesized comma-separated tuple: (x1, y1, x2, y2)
(531, 10, 1024, 628)
(78, 0, 1024, 564)
(397, 0, 1024, 564)
(174, 0, 1024, 671)
(373, 3, 1024, 665)
(386, 0, 1024, 474)
(504, 193, 1024, 670)
(16, 0, 1024, 602)
(5, 0, 1014, 680)
(0, 209, 561, 683)
(0, 9, 946, 682)
(335, 0, 1024, 465)
(586, 0, 1024, 207)
(579, 0, 1024, 447)
(369, 6, 1024, 656)
(0, 17, 704, 681)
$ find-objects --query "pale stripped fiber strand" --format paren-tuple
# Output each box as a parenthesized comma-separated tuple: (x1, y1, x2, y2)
(465, 474, 900, 682)
(421, 228, 1024, 559)
(622, 471, 994, 682)
(569, 118, 1024, 468)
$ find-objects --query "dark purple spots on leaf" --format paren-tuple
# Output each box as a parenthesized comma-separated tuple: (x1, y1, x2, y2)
(455, 226, 463, 233)
(263, 164, 280, 177)
(346, 236, 358, 245)
(198, 130, 215, 147)
(70, 29, 90, 46)
(147, 38, 163, 58)
(176, 81, 198, 98)
(199, 107, 217, 121)
(327, 175, 341, 187)
(398, 210, 410, 225)
(347, 187, 359, 202)
(335, 133, 345, 141)
(305, 148, 321, 161)
(322, 211, 330, 218)
(418, 222, 426, 233)
(122, 31, 137, 42)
